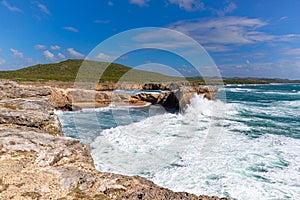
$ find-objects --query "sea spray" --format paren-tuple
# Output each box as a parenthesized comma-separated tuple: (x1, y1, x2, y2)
(90, 94, 228, 176)
(58, 84, 300, 199)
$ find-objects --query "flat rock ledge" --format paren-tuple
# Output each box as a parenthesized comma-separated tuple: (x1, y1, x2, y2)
(0, 80, 229, 200)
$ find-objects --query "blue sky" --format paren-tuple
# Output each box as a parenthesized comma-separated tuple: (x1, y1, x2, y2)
(1, 0, 300, 79)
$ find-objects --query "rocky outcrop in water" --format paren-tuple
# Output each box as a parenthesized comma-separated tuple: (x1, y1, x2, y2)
(0, 80, 228, 200)
(131, 86, 218, 112)
(52, 82, 218, 112)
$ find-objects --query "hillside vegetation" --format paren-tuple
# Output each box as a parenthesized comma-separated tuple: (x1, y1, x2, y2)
(0, 59, 186, 83)
(0, 59, 299, 84)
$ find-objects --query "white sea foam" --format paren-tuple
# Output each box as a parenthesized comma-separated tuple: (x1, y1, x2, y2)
(255, 91, 300, 95)
(224, 88, 257, 93)
(80, 102, 152, 112)
(89, 93, 300, 199)
(54, 109, 64, 115)
(152, 132, 300, 199)
(91, 95, 228, 173)
(114, 89, 168, 95)
(279, 100, 300, 108)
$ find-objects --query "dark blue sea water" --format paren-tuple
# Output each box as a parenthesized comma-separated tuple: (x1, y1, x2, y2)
(57, 84, 300, 200)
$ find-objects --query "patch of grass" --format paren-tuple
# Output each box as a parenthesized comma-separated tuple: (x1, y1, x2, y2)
(67, 187, 92, 200)
(21, 191, 42, 200)
(47, 131, 56, 135)
(0, 103, 23, 110)
(43, 124, 59, 135)
(67, 186, 111, 200)
(94, 193, 111, 200)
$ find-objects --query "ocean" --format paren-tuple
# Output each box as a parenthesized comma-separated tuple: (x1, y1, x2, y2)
(56, 84, 300, 200)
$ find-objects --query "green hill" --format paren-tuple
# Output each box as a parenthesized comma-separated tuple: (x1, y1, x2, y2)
(1, 60, 298, 84)
(0, 59, 187, 83)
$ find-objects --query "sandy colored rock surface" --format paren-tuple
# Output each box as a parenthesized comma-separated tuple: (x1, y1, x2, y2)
(50, 82, 218, 112)
(0, 80, 228, 200)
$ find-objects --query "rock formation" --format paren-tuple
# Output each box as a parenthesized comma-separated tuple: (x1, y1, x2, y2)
(95, 82, 144, 91)
(131, 86, 218, 112)
(95, 82, 199, 91)
(51, 82, 218, 112)
(0, 80, 228, 200)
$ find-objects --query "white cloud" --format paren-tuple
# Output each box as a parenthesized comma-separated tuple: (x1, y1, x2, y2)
(38, 3, 50, 15)
(58, 53, 66, 59)
(279, 16, 288, 21)
(283, 48, 300, 57)
(10, 48, 24, 59)
(215, 2, 237, 16)
(132, 28, 232, 54)
(133, 29, 184, 41)
(108, 1, 114, 6)
(2, 0, 21, 12)
(129, 0, 149, 7)
(168, 17, 273, 45)
(95, 53, 117, 61)
(42, 50, 66, 62)
(67, 48, 85, 59)
(221, 51, 267, 60)
(277, 34, 300, 42)
(204, 45, 232, 52)
(63, 26, 79, 32)
(132, 17, 300, 53)
(169, 0, 204, 11)
(34, 44, 46, 50)
(132, 29, 204, 52)
(43, 50, 56, 61)
(137, 41, 195, 50)
(50, 45, 61, 50)
(220, 59, 300, 80)
(9, 48, 35, 65)
(94, 19, 111, 24)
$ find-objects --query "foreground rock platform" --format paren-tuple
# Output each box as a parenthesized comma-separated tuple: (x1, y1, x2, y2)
(0, 80, 228, 200)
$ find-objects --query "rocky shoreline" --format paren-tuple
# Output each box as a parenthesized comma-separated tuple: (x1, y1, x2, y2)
(51, 82, 218, 112)
(0, 80, 228, 200)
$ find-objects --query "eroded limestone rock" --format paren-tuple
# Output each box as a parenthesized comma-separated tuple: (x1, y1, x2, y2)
(0, 80, 228, 200)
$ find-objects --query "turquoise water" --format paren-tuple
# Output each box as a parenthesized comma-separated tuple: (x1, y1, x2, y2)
(223, 84, 300, 139)
(57, 84, 300, 200)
